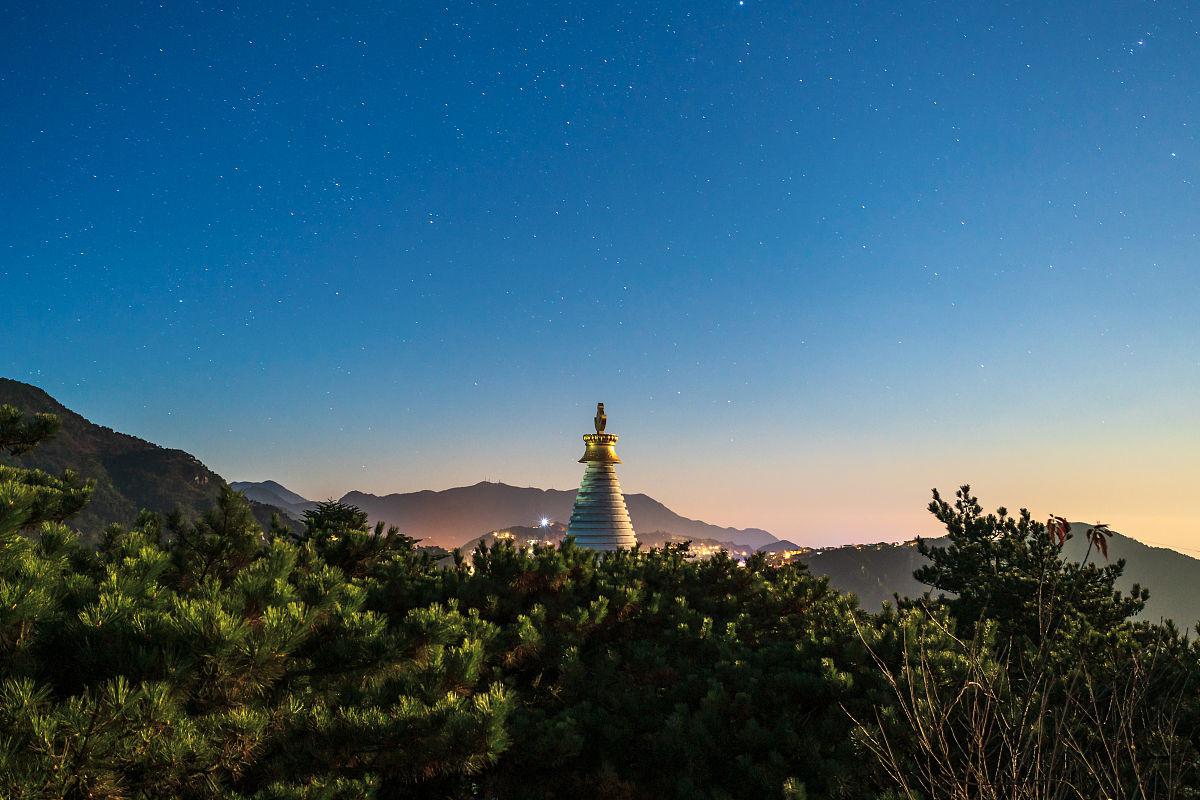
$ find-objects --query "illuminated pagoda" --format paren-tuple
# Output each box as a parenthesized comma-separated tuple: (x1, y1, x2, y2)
(566, 403, 638, 550)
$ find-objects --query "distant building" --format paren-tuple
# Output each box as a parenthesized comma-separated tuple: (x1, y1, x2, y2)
(566, 403, 638, 550)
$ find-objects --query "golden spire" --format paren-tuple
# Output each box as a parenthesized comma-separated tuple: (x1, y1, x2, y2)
(580, 402, 620, 463)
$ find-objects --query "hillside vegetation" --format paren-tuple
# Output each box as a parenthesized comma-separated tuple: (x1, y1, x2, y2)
(7, 379, 1196, 628)
(255, 479, 1200, 627)
(0, 379, 297, 540)
(1, 401, 1198, 799)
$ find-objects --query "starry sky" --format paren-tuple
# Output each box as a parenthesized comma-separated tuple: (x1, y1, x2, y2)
(3, 1, 1198, 552)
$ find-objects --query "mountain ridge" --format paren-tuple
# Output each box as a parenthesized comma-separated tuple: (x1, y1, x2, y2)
(0, 378, 298, 538)
(339, 481, 778, 549)
(238, 479, 311, 507)
(796, 525, 1199, 630)
(231, 480, 318, 518)
(250, 477, 1200, 626)
(5, 378, 1196, 628)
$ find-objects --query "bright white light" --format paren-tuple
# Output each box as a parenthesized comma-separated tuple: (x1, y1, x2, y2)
(539, 517, 551, 528)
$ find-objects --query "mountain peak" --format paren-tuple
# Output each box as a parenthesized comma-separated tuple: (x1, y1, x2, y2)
(230, 480, 316, 519)
(0, 379, 295, 538)
(232, 479, 312, 508)
(337, 481, 778, 550)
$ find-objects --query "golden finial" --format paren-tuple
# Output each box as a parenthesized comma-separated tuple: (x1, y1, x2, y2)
(580, 403, 619, 463)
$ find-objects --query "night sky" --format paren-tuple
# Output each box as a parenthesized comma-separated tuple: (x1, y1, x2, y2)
(3, 2, 1198, 551)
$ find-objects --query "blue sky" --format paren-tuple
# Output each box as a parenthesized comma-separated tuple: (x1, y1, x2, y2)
(3, 1, 1197, 549)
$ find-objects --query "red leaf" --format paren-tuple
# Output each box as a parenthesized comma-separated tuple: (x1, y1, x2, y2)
(1048, 516, 1069, 547)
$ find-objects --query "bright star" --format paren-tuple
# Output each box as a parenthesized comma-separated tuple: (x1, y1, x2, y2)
(540, 517, 550, 528)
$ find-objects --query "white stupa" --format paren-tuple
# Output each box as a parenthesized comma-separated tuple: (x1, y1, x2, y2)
(566, 403, 637, 550)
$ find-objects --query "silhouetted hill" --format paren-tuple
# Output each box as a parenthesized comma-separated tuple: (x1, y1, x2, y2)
(457, 523, 757, 562)
(0, 378, 296, 539)
(340, 481, 778, 549)
(231, 480, 317, 519)
(758, 539, 802, 553)
(798, 525, 1200, 629)
(457, 521, 569, 557)
(1058, 524, 1200, 629)
(235, 479, 310, 507)
(799, 541, 931, 608)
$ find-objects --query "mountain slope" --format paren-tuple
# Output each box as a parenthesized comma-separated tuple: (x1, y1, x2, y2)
(233, 479, 310, 507)
(799, 541, 933, 609)
(1059, 525, 1200, 628)
(798, 526, 1200, 629)
(0, 378, 295, 538)
(231, 480, 317, 519)
(758, 539, 802, 553)
(457, 522, 758, 563)
(341, 481, 777, 549)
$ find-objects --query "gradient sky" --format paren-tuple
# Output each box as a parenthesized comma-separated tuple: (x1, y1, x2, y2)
(2, 2, 1198, 552)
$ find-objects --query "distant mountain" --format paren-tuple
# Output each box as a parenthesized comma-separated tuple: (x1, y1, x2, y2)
(1059, 524, 1200, 630)
(0, 378, 297, 539)
(458, 521, 570, 556)
(233, 479, 310, 507)
(636, 530, 758, 558)
(758, 539, 802, 553)
(799, 541, 930, 609)
(340, 481, 778, 549)
(231, 480, 317, 519)
(458, 523, 758, 562)
(797, 525, 1200, 630)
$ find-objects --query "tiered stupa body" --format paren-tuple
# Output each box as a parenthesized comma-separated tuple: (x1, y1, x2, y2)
(566, 403, 637, 550)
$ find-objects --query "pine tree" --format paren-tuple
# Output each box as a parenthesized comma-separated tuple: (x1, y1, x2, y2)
(915, 485, 1147, 642)
(0, 405, 512, 799)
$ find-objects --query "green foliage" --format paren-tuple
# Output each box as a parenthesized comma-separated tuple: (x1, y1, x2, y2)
(300, 500, 418, 579)
(870, 486, 1200, 798)
(0, 417, 510, 799)
(915, 485, 1147, 642)
(0, 404, 94, 533)
(430, 540, 880, 799)
(0, 411, 1197, 799)
(0, 403, 62, 456)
